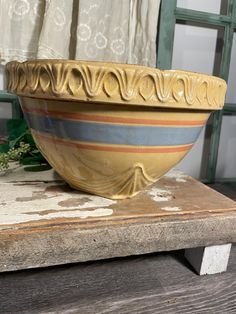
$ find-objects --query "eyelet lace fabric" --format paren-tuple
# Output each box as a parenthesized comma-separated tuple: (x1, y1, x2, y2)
(0, 0, 160, 67)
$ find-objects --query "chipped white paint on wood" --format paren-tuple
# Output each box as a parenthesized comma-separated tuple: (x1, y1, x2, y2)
(185, 244, 232, 275)
(161, 206, 182, 212)
(165, 169, 187, 182)
(0, 167, 197, 225)
(149, 187, 173, 202)
(35, 207, 114, 220)
(0, 182, 115, 224)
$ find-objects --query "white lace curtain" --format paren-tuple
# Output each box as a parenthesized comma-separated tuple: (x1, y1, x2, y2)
(0, 0, 160, 67)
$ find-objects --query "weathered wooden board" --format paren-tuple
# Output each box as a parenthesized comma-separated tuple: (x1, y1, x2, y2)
(0, 166, 236, 272)
(1, 246, 236, 314)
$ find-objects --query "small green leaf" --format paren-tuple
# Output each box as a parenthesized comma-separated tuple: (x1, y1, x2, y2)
(0, 143, 10, 153)
(23, 164, 52, 172)
(24, 132, 36, 148)
(4, 118, 50, 171)
(7, 119, 28, 141)
(20, 154, 47, 165)
(9, 132, 27, 148)
(29, 149, 40, 154)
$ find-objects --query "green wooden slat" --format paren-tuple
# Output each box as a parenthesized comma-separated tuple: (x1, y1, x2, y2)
(223, 103, 236, 113)
(0, 90, 23, 119)
(156, 0, 177, 69)
(175, 8, 236, 27)
(227, 0, 234, 16)
(0, 90, 18, 102)
(12, 99, 23, 119)
(215, 178, 236, 183)
(206, 111, 224, 182)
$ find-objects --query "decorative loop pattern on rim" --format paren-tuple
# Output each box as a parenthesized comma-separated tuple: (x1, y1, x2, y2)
(6, 60, 226, 109)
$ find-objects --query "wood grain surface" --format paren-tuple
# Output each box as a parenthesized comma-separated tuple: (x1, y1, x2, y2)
(0, 167, 236, 272)
(1, 168, 235, 227)
(0, 245, 235, 313)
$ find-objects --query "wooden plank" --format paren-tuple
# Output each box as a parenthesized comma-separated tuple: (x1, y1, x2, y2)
(0, 167, 236, 272)
(0, 245, 235, 313)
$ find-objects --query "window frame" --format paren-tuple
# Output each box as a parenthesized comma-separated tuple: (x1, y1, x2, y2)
(157, 0, 236, 183)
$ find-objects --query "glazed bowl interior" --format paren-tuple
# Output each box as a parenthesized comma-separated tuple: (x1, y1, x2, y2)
(6, 60, 227, 199)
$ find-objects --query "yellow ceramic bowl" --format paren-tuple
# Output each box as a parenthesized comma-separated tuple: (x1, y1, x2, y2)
(6, 60, 226, 199)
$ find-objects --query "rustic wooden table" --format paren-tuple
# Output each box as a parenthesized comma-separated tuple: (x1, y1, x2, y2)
(0, 165, 236, 274)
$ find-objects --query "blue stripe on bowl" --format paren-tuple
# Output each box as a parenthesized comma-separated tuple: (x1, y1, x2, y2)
(24, 112, 203, 146)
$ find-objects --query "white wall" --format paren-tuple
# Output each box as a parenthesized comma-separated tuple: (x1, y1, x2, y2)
(172, 0, 236, 179)
(177, 0, 222, 14)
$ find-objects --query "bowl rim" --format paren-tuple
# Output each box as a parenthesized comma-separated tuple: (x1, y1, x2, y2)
(6, 59, 227, 110)
(7, 58, 226, 81)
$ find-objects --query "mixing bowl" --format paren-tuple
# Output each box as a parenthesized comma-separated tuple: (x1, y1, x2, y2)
(6, 60, 226, 199)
